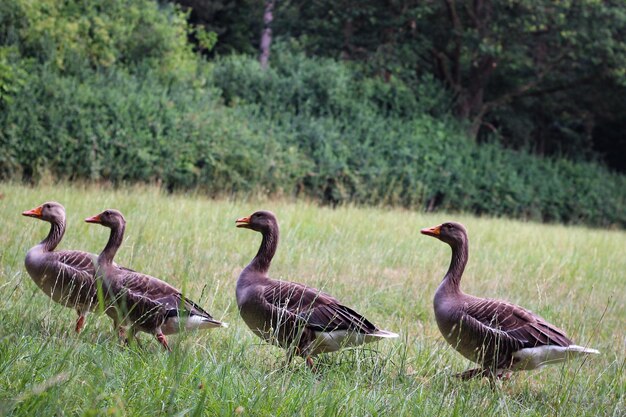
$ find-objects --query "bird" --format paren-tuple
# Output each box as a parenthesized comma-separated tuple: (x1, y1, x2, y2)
(235, 210, 398, 368)
(421, 221, 599, 379)
(85, 209, 226, 351)
(22, 201, 98, 333)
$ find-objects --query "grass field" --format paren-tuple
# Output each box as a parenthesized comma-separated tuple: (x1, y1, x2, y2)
(0, 183, 624, 416)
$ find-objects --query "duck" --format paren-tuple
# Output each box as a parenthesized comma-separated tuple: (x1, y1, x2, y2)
(235, 210, 398, 368)
(22, 201, 98, 333)
(85, 209, 227, 350)
(421, 221, 599, 379)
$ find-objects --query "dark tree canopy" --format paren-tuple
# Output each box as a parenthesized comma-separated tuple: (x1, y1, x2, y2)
(172, 0, 626, 172)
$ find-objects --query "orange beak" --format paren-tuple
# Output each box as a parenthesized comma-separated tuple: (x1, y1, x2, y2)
(235, 216, 251, 228)
(22, 206, 43, 218)
(85, 214, 102, 224)
(420, 225, 441, 237)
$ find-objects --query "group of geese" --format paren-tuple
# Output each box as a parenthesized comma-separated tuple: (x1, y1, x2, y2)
(22, 201, 599, 379)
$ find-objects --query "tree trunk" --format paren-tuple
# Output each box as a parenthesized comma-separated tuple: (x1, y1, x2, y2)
(259, 0, 275, 70)
(340, 18, 354, 60)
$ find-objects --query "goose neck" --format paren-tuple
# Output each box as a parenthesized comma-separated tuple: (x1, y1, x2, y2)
(249, 227, 278, 274)
(98, 222, 125, 266)
(441, 240, 468, 294)
(41, 219, 65, 252)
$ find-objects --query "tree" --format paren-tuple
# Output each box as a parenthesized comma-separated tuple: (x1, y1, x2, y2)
(169, 0, 626, 170)
(271, 0, 626, 169)
(171, 0, 264, 56)
(420, 1, 626, 141)
(259, 0, 274, 69)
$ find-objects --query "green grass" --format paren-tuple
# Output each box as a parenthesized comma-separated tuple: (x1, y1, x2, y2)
(0, 182, 624, 416)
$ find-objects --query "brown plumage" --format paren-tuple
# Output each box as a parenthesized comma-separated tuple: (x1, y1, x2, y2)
(421, 221, 599, 379)
(85, 209, 226, 351)
(22, 202, 97, 333)
(236, 210, 398, 368)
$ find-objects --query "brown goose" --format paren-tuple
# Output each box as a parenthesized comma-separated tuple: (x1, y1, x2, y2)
(421, 221, 599, 379)
(22, 202, 97, 333)
(85, 209, 226, 351)
(236, 210, 398, 368)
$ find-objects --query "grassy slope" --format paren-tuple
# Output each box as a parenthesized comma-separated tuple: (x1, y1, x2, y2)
(0, 183, 623, 416)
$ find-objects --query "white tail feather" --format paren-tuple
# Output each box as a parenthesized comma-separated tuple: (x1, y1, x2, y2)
(565, 344, 600, 355)
(161, 315, 227, 335)
(512, 344, 600, 371)
(310, 328, 399, 355)
(370, 329, 399, 339)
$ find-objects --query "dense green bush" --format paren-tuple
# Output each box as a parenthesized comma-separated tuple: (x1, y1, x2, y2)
(0, 67, 307, 194)
(0, 0, 624, 227)
(209, 52, 625, 227)
(0, 0, 198, 79)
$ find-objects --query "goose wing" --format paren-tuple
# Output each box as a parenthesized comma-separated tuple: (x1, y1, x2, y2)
(166, 293, 221, 323)
(42, 250, 97, 306)
(109, 268, 217, 322)
(463, 297, 572, 348)
(52, 250, 96, 280)
(261, 280, 378, 334)
(105, 269, 172, 324)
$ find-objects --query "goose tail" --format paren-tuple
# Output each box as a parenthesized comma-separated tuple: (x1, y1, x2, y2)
(196, 315, 228, 329)
(565, 344, 600, 355)
(162, 314, 227, 334)
(369, 329, 399, 339)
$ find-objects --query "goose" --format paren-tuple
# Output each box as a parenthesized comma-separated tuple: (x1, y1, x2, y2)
(85, 209, 226, 350)
(235, 210, 398, 368)
(421, 221, 599, 379)
(22, 202, 97, 333)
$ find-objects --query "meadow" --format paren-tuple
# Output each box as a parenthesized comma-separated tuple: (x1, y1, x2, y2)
(0, 182, 623, 416)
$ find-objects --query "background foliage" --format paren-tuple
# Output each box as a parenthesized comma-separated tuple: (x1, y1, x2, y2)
(0, 0, 625, 227)
(259, 0, 626, 167)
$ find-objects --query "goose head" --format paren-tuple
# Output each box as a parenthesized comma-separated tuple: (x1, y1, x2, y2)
(236, 210, 277, 233)
(85, 209, 126, 229)
(421, 221, 468, 247)
(22, 201, 66, 224)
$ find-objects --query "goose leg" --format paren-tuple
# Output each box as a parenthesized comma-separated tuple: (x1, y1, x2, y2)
(285, 345, 304, 366)
(112, 318, 127, 344)
(495, 370, 513, 380)
(455, 368, 511, 389)
(156, 332, 171, 352)
(455, 367, 491, 380)
(123, 327, 142, 349)
(118, 327, 129, 345)
(305, 356, 315, 369)
(290, 346, 316, 371)
(75, 314, 86, 333)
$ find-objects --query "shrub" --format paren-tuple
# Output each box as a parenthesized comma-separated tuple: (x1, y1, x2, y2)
(0, 0, 198, 80)
(0, 67, 308, 194)
(209, 51, 625, 227)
